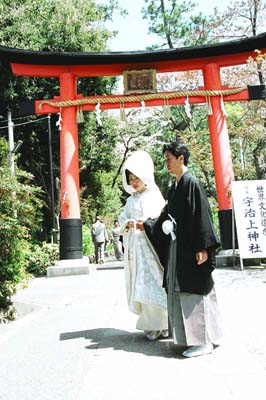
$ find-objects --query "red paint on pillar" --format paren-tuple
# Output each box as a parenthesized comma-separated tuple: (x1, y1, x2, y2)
(59, 73, 80, 219)
(203, 63, 234, 210)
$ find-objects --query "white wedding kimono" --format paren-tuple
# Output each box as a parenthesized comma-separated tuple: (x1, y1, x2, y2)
(119, 151, 168, 331)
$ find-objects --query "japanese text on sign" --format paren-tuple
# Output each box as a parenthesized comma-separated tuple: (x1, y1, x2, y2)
(232, 180, 266, 259)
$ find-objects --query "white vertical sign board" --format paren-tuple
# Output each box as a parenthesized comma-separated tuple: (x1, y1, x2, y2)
(231, 180, 266, 259)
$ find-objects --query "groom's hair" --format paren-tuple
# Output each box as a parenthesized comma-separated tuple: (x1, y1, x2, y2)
(162, 141, 190, 165)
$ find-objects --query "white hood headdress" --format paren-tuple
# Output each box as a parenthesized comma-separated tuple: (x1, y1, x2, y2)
(122, 150, 156, 194)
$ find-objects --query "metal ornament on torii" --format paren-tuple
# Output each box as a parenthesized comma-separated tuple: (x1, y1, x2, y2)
(4, 33, 266, 264)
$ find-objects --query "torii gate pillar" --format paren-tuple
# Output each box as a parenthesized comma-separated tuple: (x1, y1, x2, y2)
(203, 63, 235, 249)
(58, 73, 83, 261)
(46, 72, 91, 277)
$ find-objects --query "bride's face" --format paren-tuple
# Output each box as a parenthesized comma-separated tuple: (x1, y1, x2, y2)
(128, 173, 146, 193)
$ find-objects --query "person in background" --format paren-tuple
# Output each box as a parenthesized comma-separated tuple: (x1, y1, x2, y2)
(91, 216, 108, 264)
(137, 141, 223, 357)
(119, 150, 168, 341)
(110, 220, 123, 261)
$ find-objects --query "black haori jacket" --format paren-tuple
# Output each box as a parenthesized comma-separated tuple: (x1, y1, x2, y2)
(144, 171, 220, 295)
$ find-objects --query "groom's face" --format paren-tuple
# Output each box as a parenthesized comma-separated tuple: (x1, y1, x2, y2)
(164, 151, 183, 175)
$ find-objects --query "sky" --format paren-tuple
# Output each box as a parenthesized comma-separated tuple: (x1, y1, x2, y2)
(98, 0, 231, 52)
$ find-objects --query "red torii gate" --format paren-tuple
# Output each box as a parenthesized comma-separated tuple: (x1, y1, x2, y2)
(1, 33, 266, 271)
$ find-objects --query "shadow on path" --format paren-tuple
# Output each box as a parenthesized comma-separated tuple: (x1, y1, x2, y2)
(60, 327, 185, 359)
(96, 266, 124, 271)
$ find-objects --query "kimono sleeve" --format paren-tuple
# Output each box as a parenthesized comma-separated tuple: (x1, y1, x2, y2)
(144, 205, 170, 269)
(118, 197, 132, 233)
(192, 180, 220, 253)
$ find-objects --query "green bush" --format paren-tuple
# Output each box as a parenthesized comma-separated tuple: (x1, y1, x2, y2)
(22, 242, 59, 277)
(82, 225, 94, 256)
(0, 138, 43, 321)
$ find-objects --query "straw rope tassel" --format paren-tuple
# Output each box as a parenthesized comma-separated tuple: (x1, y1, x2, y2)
(95, 103, 102, 126)
(163, 98, 172, 119)
(220, 95, 227, 117)
(206, 96, 213, 115)
(56, 108, 62, 130)
(120, 102, 126, 122)
(184, 96, 192, 119)
(76, 106, 85, 123)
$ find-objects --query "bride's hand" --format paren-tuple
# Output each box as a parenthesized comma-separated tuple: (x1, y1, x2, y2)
(127, 220, 135, 228)
(136, 221, 144, 231)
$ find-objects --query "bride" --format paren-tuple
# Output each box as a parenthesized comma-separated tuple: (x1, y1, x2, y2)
(119, 150, 168, 340)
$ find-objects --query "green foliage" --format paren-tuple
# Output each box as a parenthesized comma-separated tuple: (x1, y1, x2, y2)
(142, 0, 218, 48)
(208, 197, 220, 241)
(81, 170, 123, 226)
(22, 242, 59, 277)
(0, 138, 43, 319)
(82, 225, 94, 256)
(226, 101, 265, 180)
(0, 281, 19, 321)
(0, 0, 121, 241)
(0, 0, 118, 51)
(79, 112, 123, 223)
